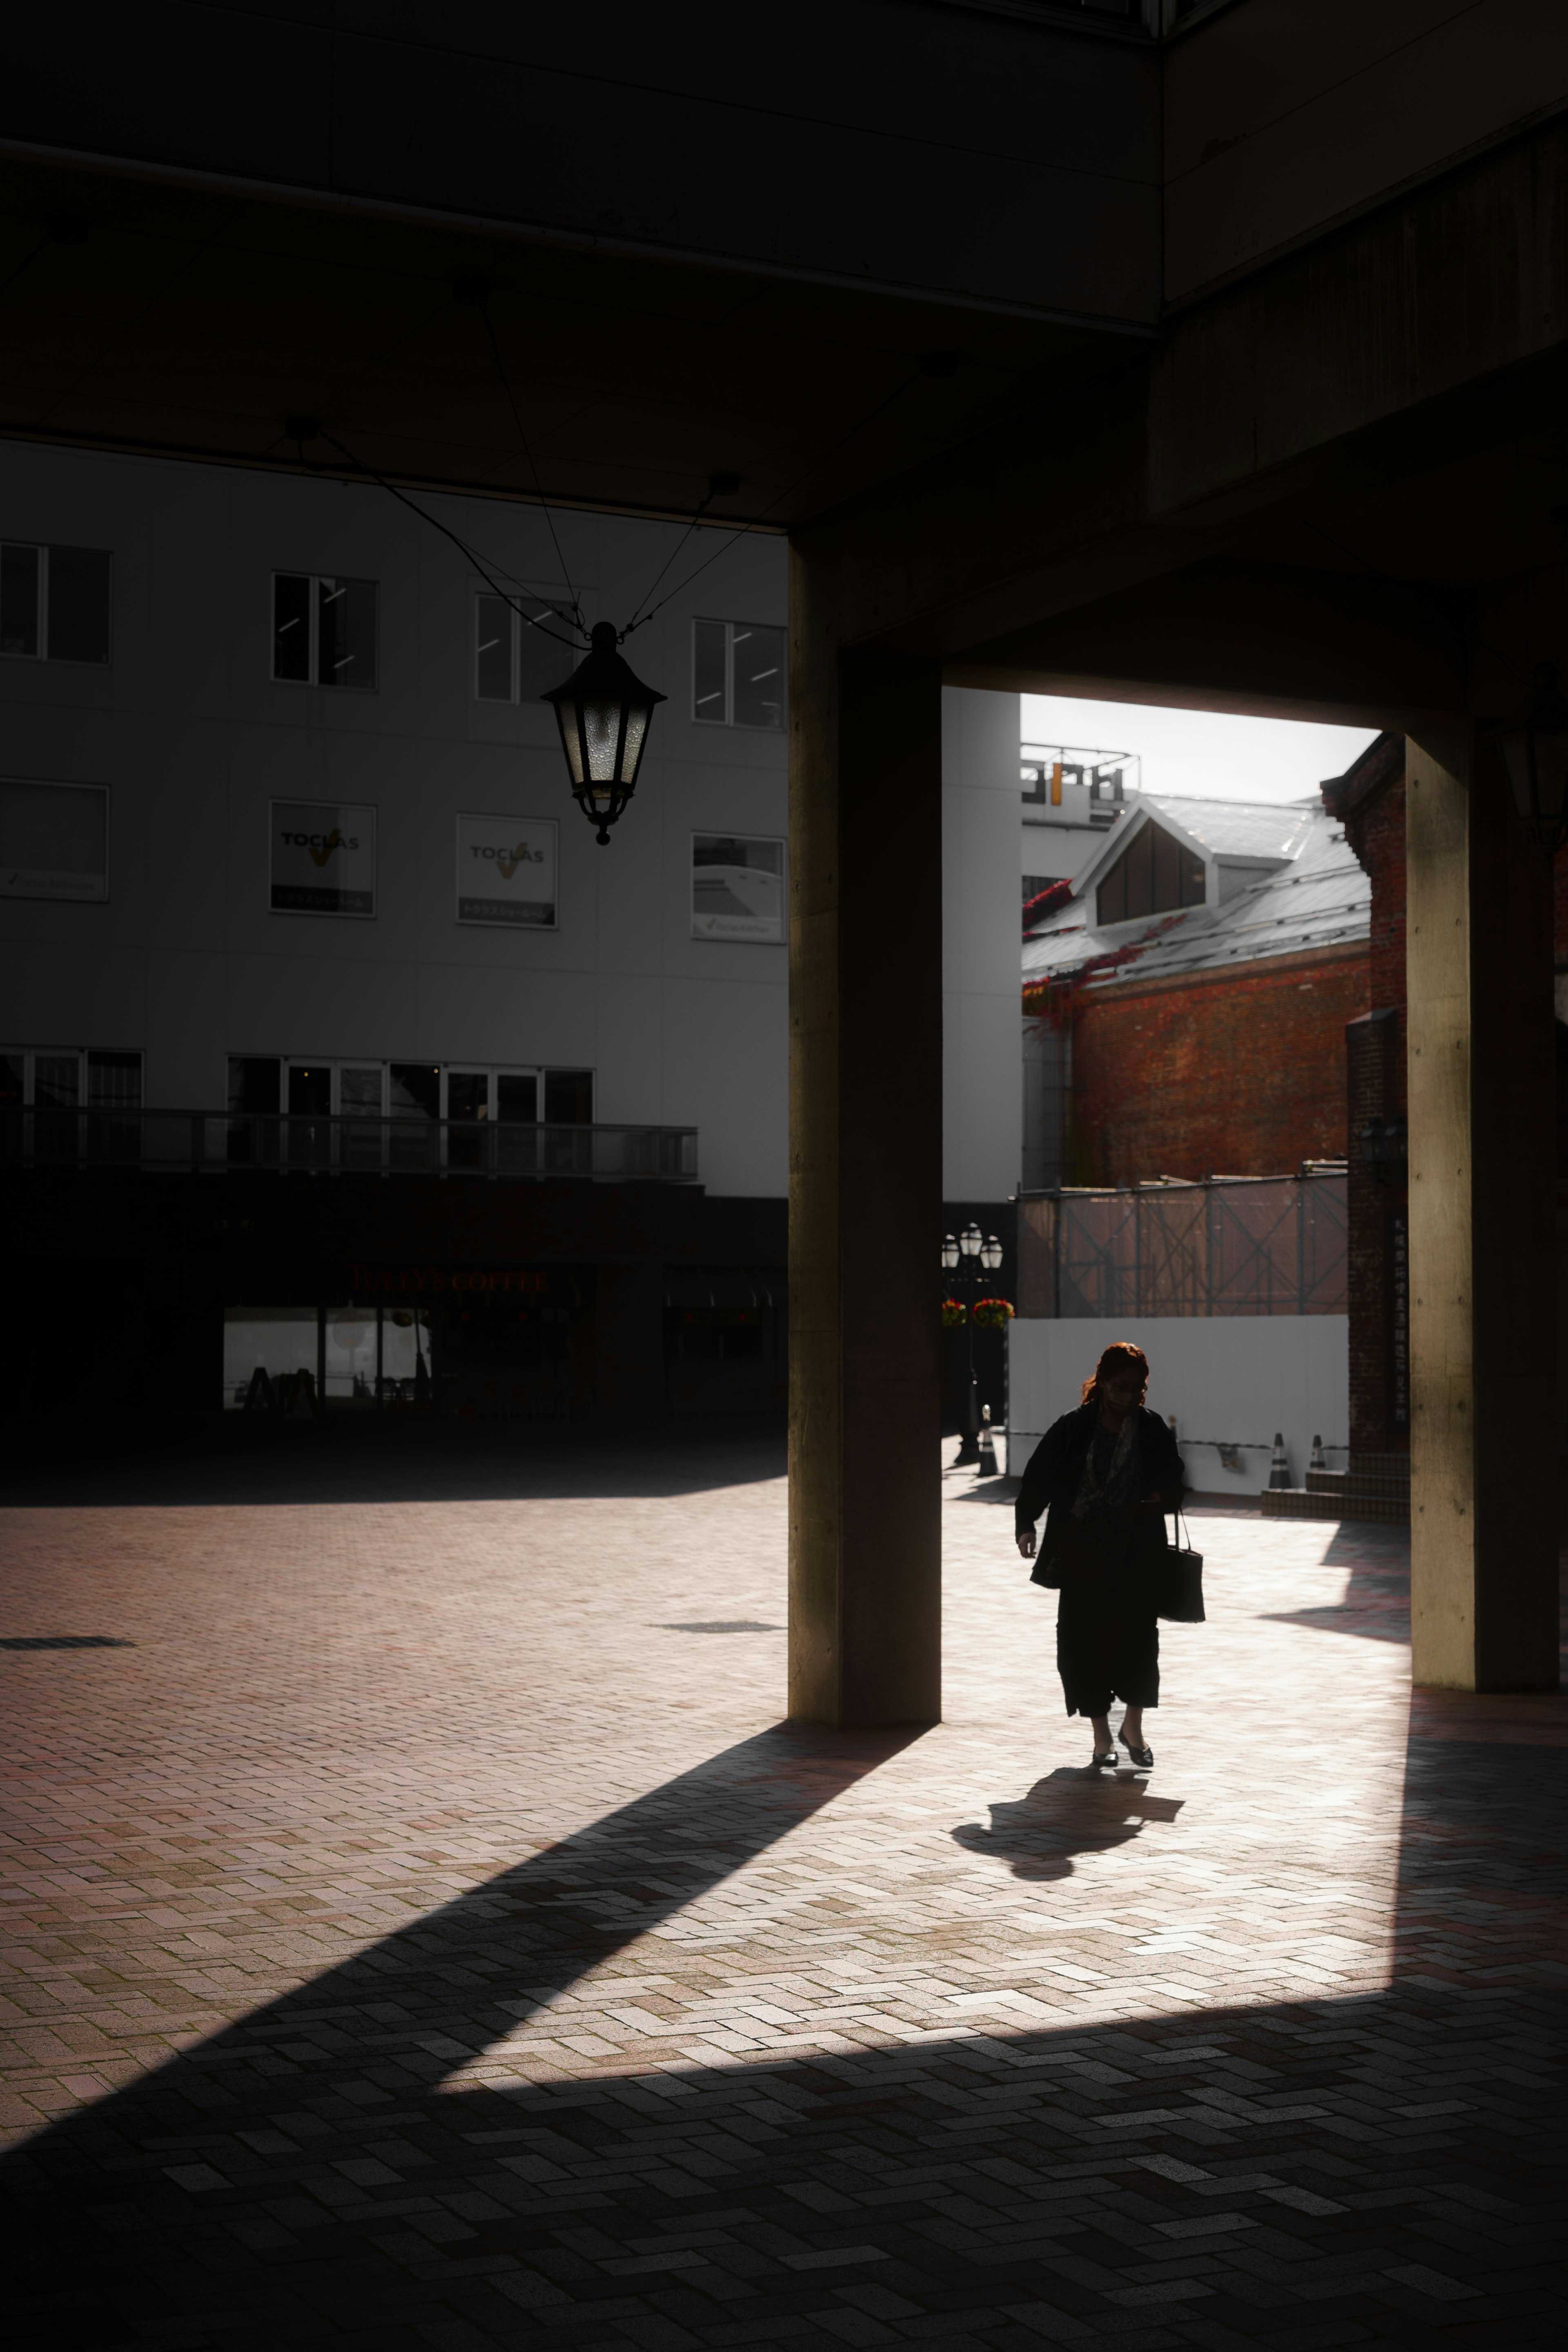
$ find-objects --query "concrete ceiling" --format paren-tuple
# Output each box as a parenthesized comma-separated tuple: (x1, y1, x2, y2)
(0, 154, 1138, 532)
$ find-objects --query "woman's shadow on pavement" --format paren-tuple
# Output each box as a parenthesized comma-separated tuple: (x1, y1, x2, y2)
(954, 1768, 1184, 1880)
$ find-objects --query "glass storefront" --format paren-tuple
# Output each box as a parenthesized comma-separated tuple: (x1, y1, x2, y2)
(379, 1306, 434, 1408)
(324, 1305, 376, 1405)
(223, 1304, 434, 1412)
(223, 1307, 321, 1414)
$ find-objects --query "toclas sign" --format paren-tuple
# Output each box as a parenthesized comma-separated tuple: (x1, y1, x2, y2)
(271, 799, 376, 917)
(351, 1266, 552, 1295)
(456, 811, 557, 929)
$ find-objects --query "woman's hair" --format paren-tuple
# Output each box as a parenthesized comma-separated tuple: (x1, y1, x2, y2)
(1080, 1341, 1149, 1407)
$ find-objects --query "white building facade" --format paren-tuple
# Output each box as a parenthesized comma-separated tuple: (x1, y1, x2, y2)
(2, 443, 1020, 1421)
(0, 442, 794, 1189)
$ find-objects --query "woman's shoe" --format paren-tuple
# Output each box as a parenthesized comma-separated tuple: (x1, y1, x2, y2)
(1089, 1749, 1118, 1769)
(1120, 1737, 1154, 1768)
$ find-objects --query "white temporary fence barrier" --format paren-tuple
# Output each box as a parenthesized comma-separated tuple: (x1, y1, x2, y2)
(1005, 1313, 1348, 1492)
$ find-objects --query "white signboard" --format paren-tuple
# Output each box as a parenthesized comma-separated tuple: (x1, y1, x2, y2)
(692, 833, 785, 943)
(0, 778, 108, 902)
(456, 812, 557, 928)
(270, 800, 376, 917)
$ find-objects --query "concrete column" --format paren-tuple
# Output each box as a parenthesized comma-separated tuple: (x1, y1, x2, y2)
(942, 686, 1024, 1203)
(1405, 726, 1559, 1690)
(788, 541, 943, 1726)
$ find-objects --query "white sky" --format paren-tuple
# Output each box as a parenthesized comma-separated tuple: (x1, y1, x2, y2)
(1022, 693, 1379, 805)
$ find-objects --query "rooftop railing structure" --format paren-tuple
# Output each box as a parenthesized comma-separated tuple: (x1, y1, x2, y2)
(1016, 1172, 1348, 1318)
(1, 1108, 699, 1184)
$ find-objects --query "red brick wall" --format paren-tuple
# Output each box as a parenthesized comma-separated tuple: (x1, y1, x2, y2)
(1070, 944, 1369, 1185)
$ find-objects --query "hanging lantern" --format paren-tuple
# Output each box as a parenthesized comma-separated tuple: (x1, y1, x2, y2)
(1499, 662, 1568, 851)
(543, 622, 666, 844)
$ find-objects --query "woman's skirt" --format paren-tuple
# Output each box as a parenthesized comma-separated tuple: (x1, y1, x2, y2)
(1053, 1508, 1163, 1718)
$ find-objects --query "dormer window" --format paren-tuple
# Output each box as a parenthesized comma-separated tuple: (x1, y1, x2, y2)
(1096, 816, 1206, 927)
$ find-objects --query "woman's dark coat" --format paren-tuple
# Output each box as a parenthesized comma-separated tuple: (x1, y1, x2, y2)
(1014, 1402, 1185, 1586)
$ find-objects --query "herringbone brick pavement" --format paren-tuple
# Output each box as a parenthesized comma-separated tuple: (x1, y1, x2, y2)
(0, 1427, 1563, 2348)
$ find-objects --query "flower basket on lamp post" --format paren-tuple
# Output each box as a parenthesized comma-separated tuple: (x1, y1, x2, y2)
(940, 1298, 967, 1330)
(972, 1298, 1015, 1330)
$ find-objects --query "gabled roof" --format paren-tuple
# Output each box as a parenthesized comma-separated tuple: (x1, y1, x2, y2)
(1057, 791, 1316, 908)
(1022, 799, 1368, 996)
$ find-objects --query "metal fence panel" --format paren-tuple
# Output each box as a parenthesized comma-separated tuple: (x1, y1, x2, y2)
(1058, 1190, 1138, 1318)
(1302, 1178, 1349, 1312)
(1209, 1178, 1301, 1316)
(1136, 1185, 1207, 1316)
(1016, 1196, 1058, 1317)
(1015, 1174, 1348, 1316)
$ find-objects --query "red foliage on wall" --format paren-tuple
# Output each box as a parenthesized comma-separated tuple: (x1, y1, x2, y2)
(1070, 944, 1369, 1186)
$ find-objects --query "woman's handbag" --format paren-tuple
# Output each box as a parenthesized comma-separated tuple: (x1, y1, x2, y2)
(1158, 1506, 1205, 1622)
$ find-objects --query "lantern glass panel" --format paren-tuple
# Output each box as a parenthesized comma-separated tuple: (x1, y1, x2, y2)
(621, 704, 650, 781)
(1503, 729, 1568, 820)
(582, 699, 622, 782)
(554, 705, 585, 786)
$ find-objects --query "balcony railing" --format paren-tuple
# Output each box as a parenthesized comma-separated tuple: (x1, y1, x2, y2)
(1, 1107, 699, 1183)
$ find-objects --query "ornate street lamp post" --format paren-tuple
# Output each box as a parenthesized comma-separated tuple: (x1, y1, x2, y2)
(543, 621, 667, 844)
(943, 1223, 1003, 1465)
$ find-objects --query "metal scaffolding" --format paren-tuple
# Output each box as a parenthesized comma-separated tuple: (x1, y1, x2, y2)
(1017, 1173, 1347, 1318)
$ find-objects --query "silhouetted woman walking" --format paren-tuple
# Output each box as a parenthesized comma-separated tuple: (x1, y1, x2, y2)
(1014, 1341, 1185, 1770)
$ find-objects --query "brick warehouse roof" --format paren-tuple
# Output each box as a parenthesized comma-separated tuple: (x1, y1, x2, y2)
(1021, 792, 1370, 997)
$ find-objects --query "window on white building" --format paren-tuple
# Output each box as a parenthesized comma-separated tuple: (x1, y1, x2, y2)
(0, 1045, 142, 1106)
(474, 594, 578, 702)
(692, 619, 785, 730)
(0, 543, 112, 663)
(272, 572, 378, 689)
(225, 1057, 593, 1123)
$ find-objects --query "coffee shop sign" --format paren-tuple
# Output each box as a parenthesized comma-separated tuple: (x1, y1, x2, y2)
(352, 1266, 551, 1295)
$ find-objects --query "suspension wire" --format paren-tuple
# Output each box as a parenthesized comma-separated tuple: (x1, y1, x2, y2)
(479, 305, 584, 632)
(309, 353, 931, 659)
(622, 485, 719, 634)
(314, 428, 584, 652)
(621, 364, 929, 636)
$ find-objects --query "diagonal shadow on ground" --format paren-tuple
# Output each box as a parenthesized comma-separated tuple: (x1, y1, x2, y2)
(3, 1717, 1564, 2348)
(0, 1725, 918, 2220)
